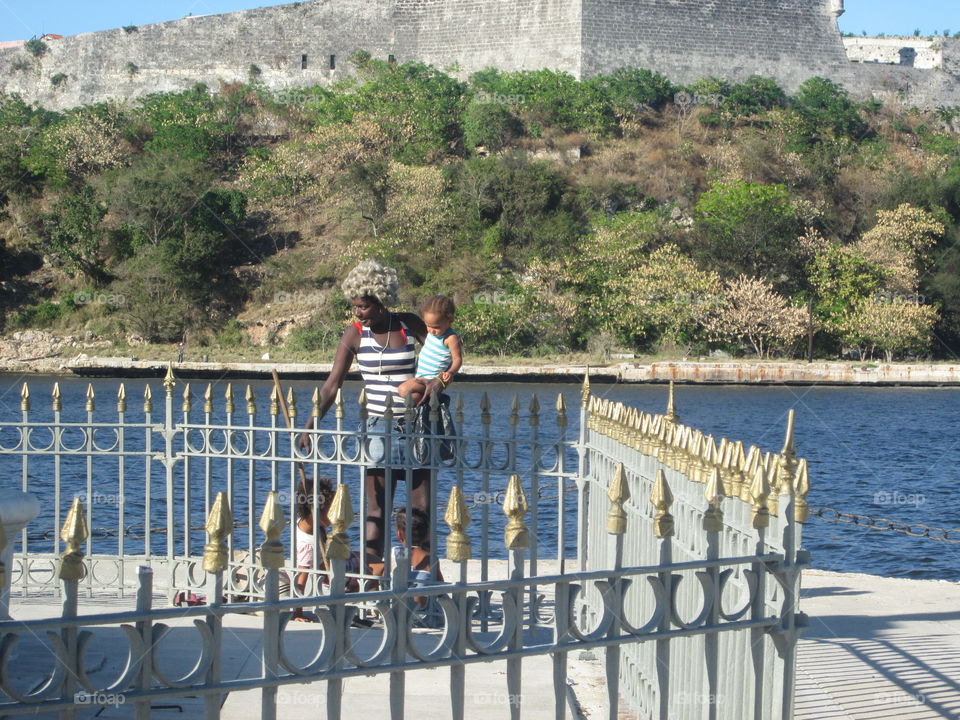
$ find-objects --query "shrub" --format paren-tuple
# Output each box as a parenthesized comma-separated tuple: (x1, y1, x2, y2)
(24, 38, 47, 58)
(50, 73, 67, 87)
(463, 100, 523, 152)
(125, 62, 138, 76)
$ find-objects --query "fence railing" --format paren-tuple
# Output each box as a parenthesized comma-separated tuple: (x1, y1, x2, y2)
(0, 371, 810, 719)
(578, 382, 809, 719)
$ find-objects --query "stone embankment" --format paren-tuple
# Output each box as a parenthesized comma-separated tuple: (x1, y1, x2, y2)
(4, 333, 960, 385)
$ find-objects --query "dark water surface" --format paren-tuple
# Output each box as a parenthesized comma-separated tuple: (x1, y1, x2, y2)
(1, 375, 957, 581)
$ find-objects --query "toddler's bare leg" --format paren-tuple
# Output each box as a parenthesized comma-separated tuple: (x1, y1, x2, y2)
(398, 378, 427, 404)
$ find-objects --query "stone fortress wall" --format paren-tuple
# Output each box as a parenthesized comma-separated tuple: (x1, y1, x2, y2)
(0, 0, 957, 111)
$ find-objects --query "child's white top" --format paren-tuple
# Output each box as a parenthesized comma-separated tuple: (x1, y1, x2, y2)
(296, 525, 315, 568)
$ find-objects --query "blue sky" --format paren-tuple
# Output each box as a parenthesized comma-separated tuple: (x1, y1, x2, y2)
(1, 0, 958, 42)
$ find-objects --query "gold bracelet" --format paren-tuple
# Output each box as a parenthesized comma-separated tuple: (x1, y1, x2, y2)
(437, 377, 448, 389)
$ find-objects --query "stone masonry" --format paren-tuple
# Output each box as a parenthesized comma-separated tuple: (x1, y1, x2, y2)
(0, 0, 957, 110)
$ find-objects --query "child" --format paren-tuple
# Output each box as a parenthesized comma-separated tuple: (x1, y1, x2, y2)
(398, 295, 462, 404)
(291, 476, 362, 621)
(370, 508, 445, 626)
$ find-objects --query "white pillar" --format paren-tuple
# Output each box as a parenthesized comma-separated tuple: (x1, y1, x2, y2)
(0, 488, 40, 619)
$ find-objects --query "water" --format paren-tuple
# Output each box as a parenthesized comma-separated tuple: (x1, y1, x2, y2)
(1, 375, 957, 581)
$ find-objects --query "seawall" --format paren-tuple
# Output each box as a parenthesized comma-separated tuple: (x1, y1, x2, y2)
(6, 355, 960, 386)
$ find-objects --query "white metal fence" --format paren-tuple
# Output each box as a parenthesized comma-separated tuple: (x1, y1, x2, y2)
(0, 371, 809, 719)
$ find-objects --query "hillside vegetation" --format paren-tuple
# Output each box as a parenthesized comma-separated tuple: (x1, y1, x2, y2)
(1, 57, 959, 363)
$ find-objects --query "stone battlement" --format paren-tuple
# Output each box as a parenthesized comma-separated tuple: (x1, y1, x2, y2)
(0, 0, 957, 110)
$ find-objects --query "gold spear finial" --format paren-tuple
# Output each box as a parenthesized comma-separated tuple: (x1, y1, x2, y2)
(116, 383, 126, 413)
(143, 385, 153, 413)
(162, 363, 175, 396)
(286, 386, 297, 419)
(480, 392, 491, 426)
(403, 388, 416, 423)
(259, 491, 286, 570)
(85, 383, 95, 412)
(503, 474, 530, 550)
(204, 383, 214, 413)
(182, 382, 192, 413)
(270, 384, 280, 416)
(779, 409, 798, 488)
(581, 367, 591, 404)
(455, 393, 464, 425)
(665, 381, 679, 426)
(794, 458, 810, 523)
(750, 463, 771, 529)
(59, 497, 89, 581)
(651, 469, 675, 538)
(203, 492, 233, 573)
(326, 484, 354, 561)
(224, 383, 235, 414)
(607, 463, 630, 535)
(555, 393, 567, 429)
(20, 382, 29, 411)
(52, 382, 62, 412)
(358, 388, 368, 422)
(333, 387, 343, 419)
(703, 467, 725, 532)
(444, 486, 472, 562)
(529, 394, 540, 427)
(509, 395, 520, 427)
(246, 385, 257, 416)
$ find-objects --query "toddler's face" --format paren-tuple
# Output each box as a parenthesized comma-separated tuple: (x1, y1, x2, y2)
(423, 311, 452, 336)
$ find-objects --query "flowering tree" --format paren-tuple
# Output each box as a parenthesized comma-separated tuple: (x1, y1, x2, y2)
(705, 275, 807, 358)
(853, 203, 945, 295)
(606, 245, 722, 349)
(837, 298, 939, 361)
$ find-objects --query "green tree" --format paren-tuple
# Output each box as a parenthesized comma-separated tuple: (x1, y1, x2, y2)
(790, 77, 868, 147)
(692, 181, 809, 289)
(724, 76, 787, 116)
(808, 244, 884, 323)
(463, 100, 523, 152)
(38, 186, 109, 284)
(105, 151, 214, 247)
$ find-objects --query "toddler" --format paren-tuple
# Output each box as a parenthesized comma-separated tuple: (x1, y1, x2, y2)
(399, 294, 462, 403)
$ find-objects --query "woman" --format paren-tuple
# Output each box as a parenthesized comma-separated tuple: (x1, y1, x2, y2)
(302, 260, 445, 565)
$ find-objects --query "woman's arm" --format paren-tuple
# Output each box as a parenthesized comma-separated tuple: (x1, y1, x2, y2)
(302, 325, 358, 437)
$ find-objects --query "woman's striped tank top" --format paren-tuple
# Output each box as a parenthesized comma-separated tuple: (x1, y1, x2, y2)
(355, 318, 416, 416)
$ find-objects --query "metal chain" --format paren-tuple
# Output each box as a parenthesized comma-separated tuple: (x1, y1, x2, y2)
(812, 507, 960, 544)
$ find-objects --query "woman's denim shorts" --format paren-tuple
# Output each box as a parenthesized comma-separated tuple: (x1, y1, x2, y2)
(363, 415, 407, 466)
